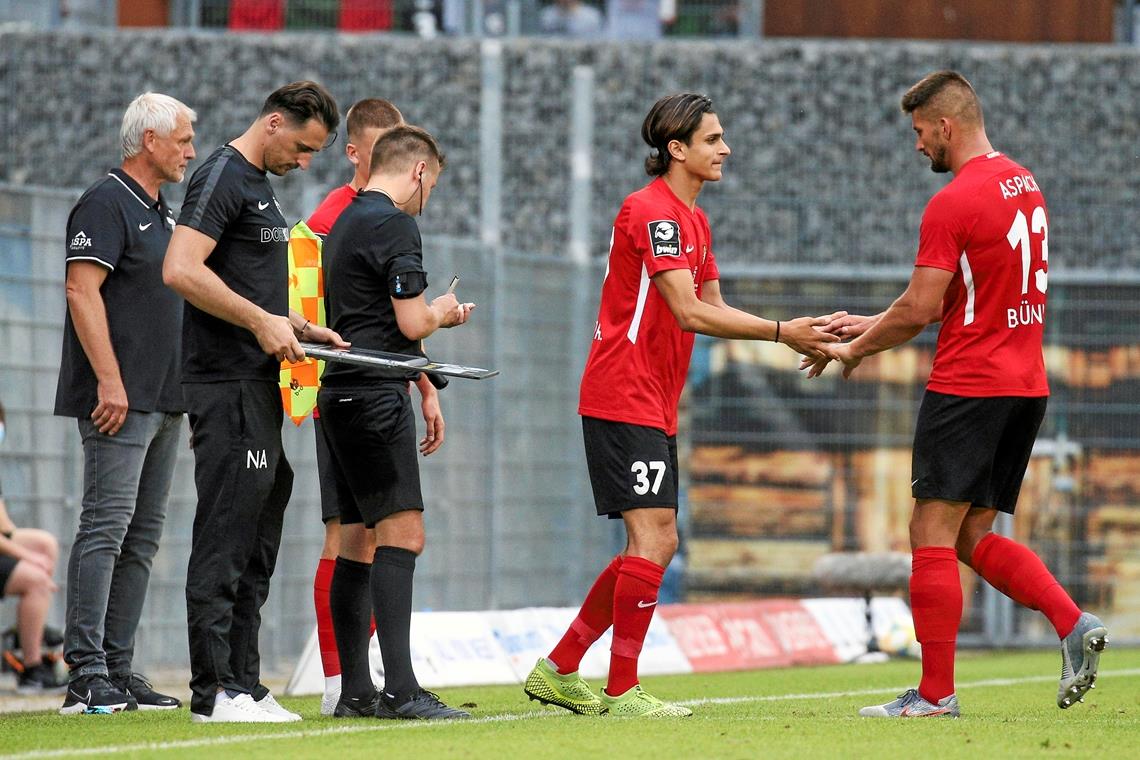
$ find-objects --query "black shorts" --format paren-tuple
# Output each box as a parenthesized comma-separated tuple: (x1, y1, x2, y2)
(313, 415, 341, 524)
(0, 554, 17, 595)
(911, 390, 1047, 514)
(316, 385, 423, 528)
(582, 416, 679, 519)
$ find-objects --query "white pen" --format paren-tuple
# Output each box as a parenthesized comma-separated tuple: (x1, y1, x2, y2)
(447, 274, 459, 294)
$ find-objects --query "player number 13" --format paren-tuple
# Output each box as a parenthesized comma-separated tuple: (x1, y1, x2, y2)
(1006, 206, 1049, 295)
(631, 460, 667, 495)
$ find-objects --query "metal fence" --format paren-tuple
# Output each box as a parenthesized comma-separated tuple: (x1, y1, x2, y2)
(0, 182, 618, 676)
(687, 272, 1140, 646)
(4, 179, 1139, 682)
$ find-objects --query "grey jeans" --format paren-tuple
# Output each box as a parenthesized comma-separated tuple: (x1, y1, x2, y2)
(64, 410, 182, 679)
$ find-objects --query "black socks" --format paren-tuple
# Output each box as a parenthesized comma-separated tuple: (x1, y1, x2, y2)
(372, 545, 420, 702)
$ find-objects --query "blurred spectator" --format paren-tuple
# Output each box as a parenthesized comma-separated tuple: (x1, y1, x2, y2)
(0, 401, 66, 694)
(228, 0, 285, 30)
(540, 0, 604, 37)
(606, 0, 674, 38)
(339, 0, 393, 30)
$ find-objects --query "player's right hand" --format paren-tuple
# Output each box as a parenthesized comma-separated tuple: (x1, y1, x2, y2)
(255, 313, 304, 363)
(92, 377, 129, 435)
(822, 313, 876, 338)
(778, 315, 840, 359)
(432, 293, 476, 327)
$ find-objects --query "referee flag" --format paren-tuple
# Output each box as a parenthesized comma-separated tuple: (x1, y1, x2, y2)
(279, 220, 325, 425)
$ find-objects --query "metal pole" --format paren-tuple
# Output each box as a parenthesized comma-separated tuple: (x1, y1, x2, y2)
(568, 65, 597, 598)
(569, 66, 594, 268)
(739, 0, 763, 38)
(480, 39, 504, 607)
(470, 0, 484, 36)
(480, 40, 503, 249)
(1126, 0, 1137, 44)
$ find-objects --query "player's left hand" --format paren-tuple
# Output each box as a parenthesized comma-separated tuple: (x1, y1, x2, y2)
(826, 343, 864, 379)
(419, 386, 445, 456)
(799, 354, 832, 379)
(305, 323, 350, 349)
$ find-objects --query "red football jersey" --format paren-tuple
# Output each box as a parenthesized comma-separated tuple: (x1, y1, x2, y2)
(579, 177, 720, 435)
(916, 152, 1049, 397)
(306, 184, 357, 236)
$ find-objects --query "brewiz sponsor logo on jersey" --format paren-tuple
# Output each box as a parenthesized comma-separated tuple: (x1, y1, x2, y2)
(257, 200, 270, 210)
(648, 219, 680, 257)
(69, 231, 93, 250)
(260, 227, 289, 243)
(246, 449, 268, 469)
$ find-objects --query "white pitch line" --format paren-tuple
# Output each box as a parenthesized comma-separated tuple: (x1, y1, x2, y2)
(4, 667, 1139, 760)
(678, 667, 1140, 707)
(0, 711, 557, 760)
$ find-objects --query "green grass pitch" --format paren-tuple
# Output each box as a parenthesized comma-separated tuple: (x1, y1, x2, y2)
(3, 648, 1138, 759)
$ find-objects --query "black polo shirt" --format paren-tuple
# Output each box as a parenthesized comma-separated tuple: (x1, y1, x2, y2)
(177, 145, 288, 383)
(54, 169, 184, 418)
(321, 191, 428, 389)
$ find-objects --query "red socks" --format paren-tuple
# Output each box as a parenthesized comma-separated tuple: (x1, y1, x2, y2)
(549, 555, 624, 674)
(910, 546, 962, 704)
(607, 556, 665, 697)
(314, 557, 340, 677)
(970, 533, 1081, 639)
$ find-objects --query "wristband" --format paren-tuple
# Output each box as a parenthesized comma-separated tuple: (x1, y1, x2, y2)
(774, 321, 781, 343)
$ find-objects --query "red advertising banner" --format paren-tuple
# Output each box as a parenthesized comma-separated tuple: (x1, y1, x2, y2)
(659, 601, 839, 672)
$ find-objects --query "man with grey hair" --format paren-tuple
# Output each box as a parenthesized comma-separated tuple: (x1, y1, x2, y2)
(55, 91, 196, 715)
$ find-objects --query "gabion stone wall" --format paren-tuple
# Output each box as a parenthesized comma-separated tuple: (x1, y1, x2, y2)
(1, 31, 1137, 267)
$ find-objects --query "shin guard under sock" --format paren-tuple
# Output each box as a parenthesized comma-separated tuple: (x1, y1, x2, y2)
(548, 555, 624, 674)
(911, 546, 962, 704)
(607, 556, 665, 696)
(329, 556, 372, 700)
(372, 546, 419, 701)
(970, 532, 1081, 639)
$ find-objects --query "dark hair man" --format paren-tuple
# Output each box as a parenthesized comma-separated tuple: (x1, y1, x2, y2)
(163, 80, 347, 723)
(524, 93, 838, 718)
(55, 92, 196, 714)
(304, 97, 406, 716)
(807, 71, 1107, 718)
(318, 125, 474, 721)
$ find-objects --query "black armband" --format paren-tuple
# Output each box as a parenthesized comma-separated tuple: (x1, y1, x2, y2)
(389, 270, 428, 299)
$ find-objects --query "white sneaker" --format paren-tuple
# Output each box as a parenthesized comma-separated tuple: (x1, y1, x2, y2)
(256, 692, 302, 721)
(191, 693, 290, 723)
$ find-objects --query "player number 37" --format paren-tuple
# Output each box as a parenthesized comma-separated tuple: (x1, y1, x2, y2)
(631, 460, 667, 495)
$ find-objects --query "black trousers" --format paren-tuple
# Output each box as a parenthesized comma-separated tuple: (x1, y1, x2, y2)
(183, 380, 293, 716)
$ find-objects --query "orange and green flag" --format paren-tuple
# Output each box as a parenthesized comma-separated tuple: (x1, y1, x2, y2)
(279, 220, 325, 425)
